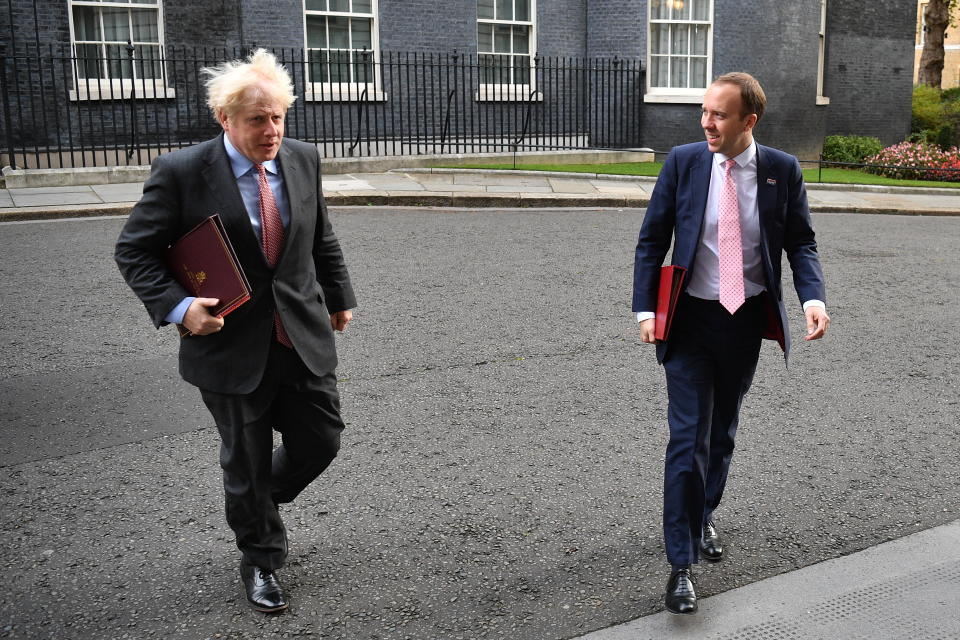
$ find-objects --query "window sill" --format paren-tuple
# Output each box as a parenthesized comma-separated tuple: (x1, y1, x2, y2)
(474, 88, 543, 102)
(816, 95, 830, 105)
(69, 85, 176, 101)
(304, 88, 388, 102)
(643, 92, 706, 104)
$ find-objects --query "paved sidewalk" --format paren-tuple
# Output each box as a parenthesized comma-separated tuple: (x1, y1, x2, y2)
(1, 168, 959, 220)
(576, 519, 960, 640)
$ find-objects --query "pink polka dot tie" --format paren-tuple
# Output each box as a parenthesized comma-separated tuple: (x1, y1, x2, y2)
(718, 158, 745, 315)
(256, 163, 293, 348)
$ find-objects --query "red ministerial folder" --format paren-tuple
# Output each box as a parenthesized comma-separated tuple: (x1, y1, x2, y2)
(654, 265, 687, 341)
(165, 214, 252, 337)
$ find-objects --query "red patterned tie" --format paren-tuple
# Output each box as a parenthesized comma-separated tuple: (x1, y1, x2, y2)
(718, 158, 745, 314)
(256, 163, 293, 348)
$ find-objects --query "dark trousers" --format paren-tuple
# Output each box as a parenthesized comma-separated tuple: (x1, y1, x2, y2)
(661, 293, 764, 566)
(200, 342, 344, 571)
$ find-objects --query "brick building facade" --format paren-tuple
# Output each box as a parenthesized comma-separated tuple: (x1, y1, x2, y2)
(0, 0, 915, 166)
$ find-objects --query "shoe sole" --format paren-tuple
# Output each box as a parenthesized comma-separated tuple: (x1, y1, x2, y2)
(248, 601, 289, 614)
(666, 606, 697, 615)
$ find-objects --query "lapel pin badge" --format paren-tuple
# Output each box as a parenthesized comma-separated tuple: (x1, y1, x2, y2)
(766, 178, 777, 185)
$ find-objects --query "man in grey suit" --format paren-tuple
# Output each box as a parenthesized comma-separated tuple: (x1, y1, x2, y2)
(115, 49, 356, 613)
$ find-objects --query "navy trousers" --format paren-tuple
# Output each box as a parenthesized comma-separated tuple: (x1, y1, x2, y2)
(661, 293, 764, 566)
(200, 342, 344, 571)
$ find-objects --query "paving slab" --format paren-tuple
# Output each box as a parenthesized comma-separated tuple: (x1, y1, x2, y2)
(576, 520, 960, 640)
(548, 178, 600, 193)
(9, 191, 103, 207)
(90, 182, 144, 202)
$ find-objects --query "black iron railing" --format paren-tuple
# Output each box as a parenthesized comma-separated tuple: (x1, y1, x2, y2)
(0, 44, 645, 170)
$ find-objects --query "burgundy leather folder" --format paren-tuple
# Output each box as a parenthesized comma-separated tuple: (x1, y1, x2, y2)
(165, 214, 251, 336)
(654, 265, 686, 341)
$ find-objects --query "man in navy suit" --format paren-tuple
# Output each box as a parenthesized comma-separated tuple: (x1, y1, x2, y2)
(632, 72, 829, 614)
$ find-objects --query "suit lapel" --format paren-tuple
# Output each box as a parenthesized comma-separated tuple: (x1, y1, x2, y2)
(688, 145, 713, 238)
(275, 142, 303, 267)
(755, 144, 779, 237)
(200, 134, 264, 263)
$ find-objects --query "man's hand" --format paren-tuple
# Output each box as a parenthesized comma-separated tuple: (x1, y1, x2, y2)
(182, 298, 224, 336)
(804, 306, 830, 341)
(330, 309, 352, 332)
(639, 318, 657, 344)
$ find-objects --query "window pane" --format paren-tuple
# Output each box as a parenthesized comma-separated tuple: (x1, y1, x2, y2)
(351, 18, 371, 50)
(353, 0, 372, 12)
(131, 9, 158, 43)
(76, 43, 103, 79)
(650, 0, 669, 20)
(308, 49, 329, 83)
(478, 0, 495, 20)
(305, 0, 326, 10)
(102, 8, 131, 42)
(513, 25, 528, 54)
(328, 16, 349, 48)
(355, 59, 373, 83)
(306, 16, 327, 48)
(135, 44, 162, 78)
(692, 0, 710, 21)
(329, 49, 350, 82)
(496, 0, 512, 20)
(329, 0, 349, 11)
(513, 55, 530, 84)
(651, 23, 668, 54)
(670, 55, 688, 87)
(494, 24, 511, 53)
(672, 0, 691, 20)
(478, 23, 493, 52)
(690, 57, 707, 88)
(651, 56, 668, 87)
(516, 0, 529, 21)
(691, 24, 707, 55)
(106, 43, 133, 79)
(670, 24, 688, 55)
(73, 7, 101, 41)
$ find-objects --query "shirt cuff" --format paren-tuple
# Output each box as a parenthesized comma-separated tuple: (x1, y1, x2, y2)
(802, 299, 826, 312)
(636, 311, 655, 322)
(164, 297, 195, 325)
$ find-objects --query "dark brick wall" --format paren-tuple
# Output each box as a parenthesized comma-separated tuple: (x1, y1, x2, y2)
(0, 0, 915, 164)
(824, 0, 914, 146)
(586, 1, 644, 58)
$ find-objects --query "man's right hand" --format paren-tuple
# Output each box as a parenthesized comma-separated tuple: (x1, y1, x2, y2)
(182, 298, 224, 336)
(639, 318, 657, 344)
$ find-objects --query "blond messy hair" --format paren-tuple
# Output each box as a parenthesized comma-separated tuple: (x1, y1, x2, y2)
(202, 48, 296, 121)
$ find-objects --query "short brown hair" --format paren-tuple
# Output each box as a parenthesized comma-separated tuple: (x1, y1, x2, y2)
(713, 72, 766, 123)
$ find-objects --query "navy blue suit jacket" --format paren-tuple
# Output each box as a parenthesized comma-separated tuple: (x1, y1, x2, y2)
(632, 141, 825, 363)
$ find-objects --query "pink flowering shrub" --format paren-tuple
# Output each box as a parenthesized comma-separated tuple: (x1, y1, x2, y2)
(864, 142, 960, 182)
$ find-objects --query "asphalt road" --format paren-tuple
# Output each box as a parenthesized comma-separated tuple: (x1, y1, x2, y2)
(1, 207, 958, 640)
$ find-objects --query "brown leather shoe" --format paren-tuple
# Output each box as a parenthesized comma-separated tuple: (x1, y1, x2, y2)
(240, 559, 288, 613)
(700, 520, 724, 562)
(665, 565, 697, 614)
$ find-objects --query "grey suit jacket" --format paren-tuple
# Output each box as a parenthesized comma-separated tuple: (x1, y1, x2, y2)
(115, 134, 356, 394)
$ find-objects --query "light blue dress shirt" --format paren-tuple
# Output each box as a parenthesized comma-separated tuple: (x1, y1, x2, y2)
(164, 135, 292, 324)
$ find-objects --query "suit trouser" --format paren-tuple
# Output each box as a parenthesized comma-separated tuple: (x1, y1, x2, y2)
(200, 342, 344, 571)
(661, 293, 764, 566)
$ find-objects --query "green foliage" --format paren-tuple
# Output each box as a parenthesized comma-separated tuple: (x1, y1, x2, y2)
(912, 85, 946, 133)
(821, 135, 883, 164)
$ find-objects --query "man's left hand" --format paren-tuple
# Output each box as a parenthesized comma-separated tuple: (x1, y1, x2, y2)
(804, 306, 830, 341)
(330, 310, 353, 332)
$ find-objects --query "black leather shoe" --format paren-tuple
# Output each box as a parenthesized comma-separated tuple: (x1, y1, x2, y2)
(665, 565, 697, 614)
(240, 559, 288, 613)
(700, 521, 723, 562)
